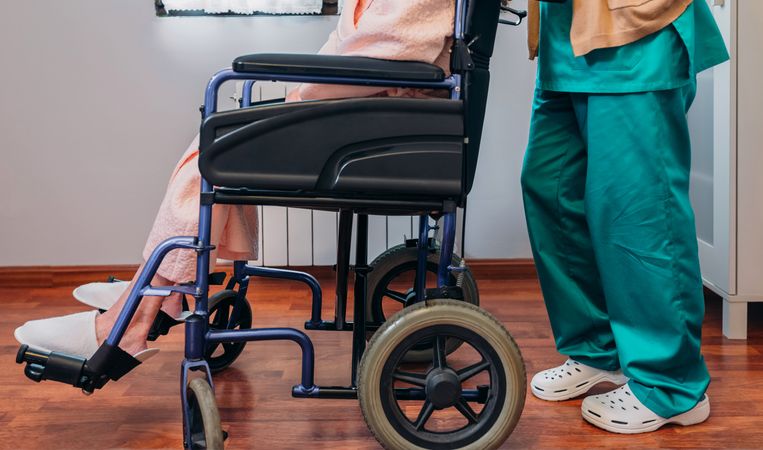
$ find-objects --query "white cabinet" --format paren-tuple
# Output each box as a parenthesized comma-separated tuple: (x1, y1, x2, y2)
(691, 0, 763, 339)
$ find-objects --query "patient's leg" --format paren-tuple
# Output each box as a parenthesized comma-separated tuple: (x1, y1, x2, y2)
(14, 264, 174, 359)
(15, 136, 258, 360)
(95, 263, 174, 356)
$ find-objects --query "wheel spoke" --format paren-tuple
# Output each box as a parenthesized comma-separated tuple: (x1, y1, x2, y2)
(206, 342, 221, 357)
(212, 305, 229, 329)
(413, 400, 435, 431)
(384, 289, 409, 304)
(454, 398, 479, 424)
(433, 335, 447, 369)
(226, 303, 242, 330)
(209, 309, 221, 328)
(457, 359, 490, 382)
(222, 342, 237, 354)
(393, 370, 427, 387)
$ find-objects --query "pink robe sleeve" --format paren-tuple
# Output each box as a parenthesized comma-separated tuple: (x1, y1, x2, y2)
(287, 0, 455, 102)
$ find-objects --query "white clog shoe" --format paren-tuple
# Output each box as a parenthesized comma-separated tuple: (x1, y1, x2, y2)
(73, 281, 130, 310)
(14, 310, 158, 361)
(531, 359, 629, 401)
(581, 384, 710, 434)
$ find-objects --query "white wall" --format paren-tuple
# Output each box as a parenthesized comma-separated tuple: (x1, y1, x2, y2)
(0, 0, 536, 266)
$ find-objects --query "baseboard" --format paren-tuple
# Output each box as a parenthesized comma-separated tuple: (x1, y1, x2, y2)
(466, 259, 537, 280)
(0, 259, 536, 288)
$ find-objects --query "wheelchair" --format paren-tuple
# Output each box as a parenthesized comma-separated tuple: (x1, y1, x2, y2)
(17, 1, 527, 448)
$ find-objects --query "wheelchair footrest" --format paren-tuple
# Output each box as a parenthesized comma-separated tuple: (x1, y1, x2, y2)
(16, 342, 144, 393)
(147, 310, 184, 341)
(87, 343, 142, 382)
(17, 345, 87, 386)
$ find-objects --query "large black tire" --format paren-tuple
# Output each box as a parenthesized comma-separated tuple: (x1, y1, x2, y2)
(358, 299, 526, 450)
(366, 244, 479, 362)
(186, 378, 225, 450)
(205, 290, 253, 374)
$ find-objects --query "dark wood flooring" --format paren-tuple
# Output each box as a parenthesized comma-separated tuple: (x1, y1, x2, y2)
(1, 274, 761, 449)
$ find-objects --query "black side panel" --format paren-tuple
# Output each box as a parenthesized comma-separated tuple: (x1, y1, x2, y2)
(317, 138, 463, 196)
(199, 99, 332, 150)
(199, 98, 464, 198)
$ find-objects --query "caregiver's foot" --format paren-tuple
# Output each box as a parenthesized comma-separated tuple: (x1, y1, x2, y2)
(531, 359, 628, 401)
(582, 384, 710, 434)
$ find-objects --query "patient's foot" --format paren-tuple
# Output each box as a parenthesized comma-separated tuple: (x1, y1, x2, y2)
(161, 293, 184, 319)
(95, 310, 150, 356)
(90, 266, 174, 356)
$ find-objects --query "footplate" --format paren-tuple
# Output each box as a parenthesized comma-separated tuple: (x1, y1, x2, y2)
(16, 343, 142, 394)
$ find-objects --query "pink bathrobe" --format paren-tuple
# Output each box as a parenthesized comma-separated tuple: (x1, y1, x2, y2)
(145, 0, 455, 282)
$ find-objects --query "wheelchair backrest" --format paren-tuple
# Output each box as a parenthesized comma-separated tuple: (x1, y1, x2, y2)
(453, 0, 502, 195)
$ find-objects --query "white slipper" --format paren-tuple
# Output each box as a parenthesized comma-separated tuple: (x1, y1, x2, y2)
(581, 384, 710, 434)
(14, 310, 159, 361)
(531, 359, 629, 401)
(73, 281, 129, 310)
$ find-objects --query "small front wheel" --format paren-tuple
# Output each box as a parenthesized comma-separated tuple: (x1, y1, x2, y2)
(186, 378, 225, 450)
(359, 299, 526, 450)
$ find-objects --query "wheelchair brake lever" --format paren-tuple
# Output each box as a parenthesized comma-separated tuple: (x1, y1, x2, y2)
(499, 5, 528, 26)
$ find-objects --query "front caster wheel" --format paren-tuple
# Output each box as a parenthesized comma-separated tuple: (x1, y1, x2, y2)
(359, 299, 526, 450)
(186, 378, 225, 450)
(205, 290, 253, 374)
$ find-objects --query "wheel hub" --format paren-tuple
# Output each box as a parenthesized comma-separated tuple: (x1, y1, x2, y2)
(425, 368, 462, 409)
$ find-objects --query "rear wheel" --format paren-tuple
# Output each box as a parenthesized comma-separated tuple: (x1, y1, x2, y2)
(205, 290, 252, 374)
(366, 245, 479, 362)
(358, 299, 526, 450)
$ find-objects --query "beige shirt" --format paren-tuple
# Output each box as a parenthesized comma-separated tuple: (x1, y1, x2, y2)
(528, 0, 693, 59)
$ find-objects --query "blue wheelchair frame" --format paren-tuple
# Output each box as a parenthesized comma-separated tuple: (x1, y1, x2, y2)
(92, 2, 473, 444)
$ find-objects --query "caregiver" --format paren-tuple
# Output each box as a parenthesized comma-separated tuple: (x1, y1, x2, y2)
(521, 0, 729, 434)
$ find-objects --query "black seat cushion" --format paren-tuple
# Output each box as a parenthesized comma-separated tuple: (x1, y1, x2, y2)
(199, 98, 465, 199)
(233, 54, 446, 82)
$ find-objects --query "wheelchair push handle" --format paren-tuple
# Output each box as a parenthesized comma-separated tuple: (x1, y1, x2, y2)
(500, 2, 528, 27)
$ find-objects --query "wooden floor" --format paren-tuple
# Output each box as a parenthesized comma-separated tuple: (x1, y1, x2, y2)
(1, 274, 761, 449)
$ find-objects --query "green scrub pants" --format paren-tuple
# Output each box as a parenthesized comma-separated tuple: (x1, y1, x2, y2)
(521, 84, 710, 418)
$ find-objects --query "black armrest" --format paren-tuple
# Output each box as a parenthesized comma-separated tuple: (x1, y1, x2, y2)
(233, 53, 446, 82)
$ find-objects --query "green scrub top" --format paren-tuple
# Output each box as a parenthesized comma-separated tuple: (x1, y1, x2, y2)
(537, 0, 730, 94)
